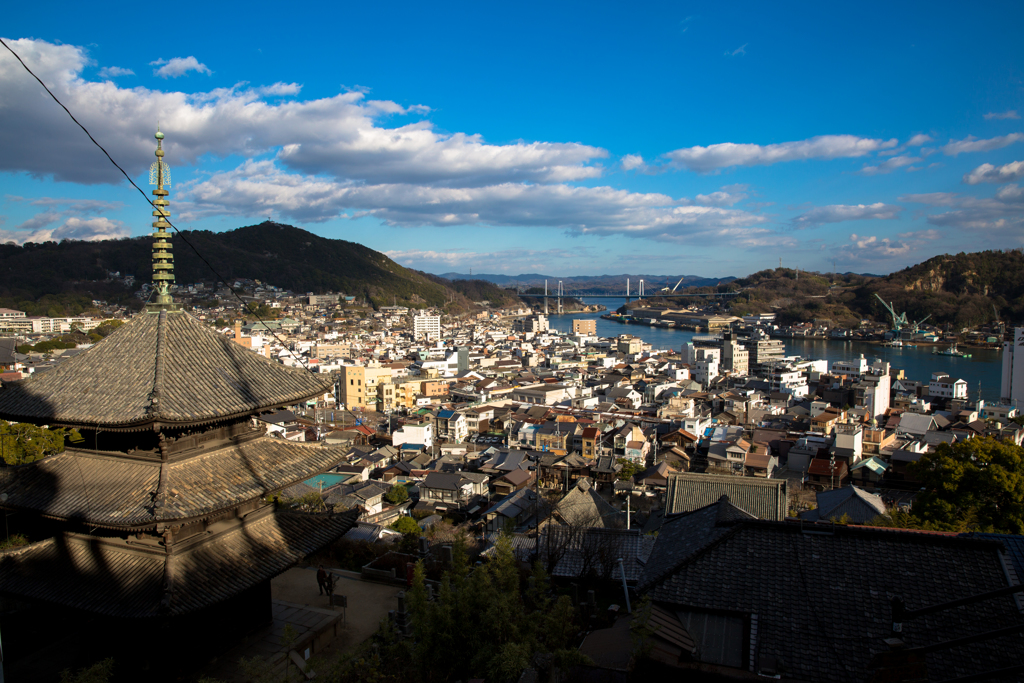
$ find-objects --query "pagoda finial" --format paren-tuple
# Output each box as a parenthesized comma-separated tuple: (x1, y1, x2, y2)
(148, 124, 177, 311)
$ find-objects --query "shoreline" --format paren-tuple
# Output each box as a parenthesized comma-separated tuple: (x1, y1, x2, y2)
(597, 314, 1003, 351)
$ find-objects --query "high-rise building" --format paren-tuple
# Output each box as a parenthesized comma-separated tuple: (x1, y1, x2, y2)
(1001, 327, 1024, 406)
(413, 313, 441, 339)
(721, 331, 749, 375)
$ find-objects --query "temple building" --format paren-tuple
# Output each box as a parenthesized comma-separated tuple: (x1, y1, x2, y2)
(0, 128, 357, 678)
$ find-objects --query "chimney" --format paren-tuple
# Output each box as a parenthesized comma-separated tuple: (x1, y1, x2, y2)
(234, 319, 242, 340)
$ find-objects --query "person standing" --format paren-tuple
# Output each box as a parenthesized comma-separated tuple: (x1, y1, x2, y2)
(316, 565, 328, 595)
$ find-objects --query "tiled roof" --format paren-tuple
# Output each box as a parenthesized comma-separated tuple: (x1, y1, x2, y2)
(540, 527, 654, 582)
(0, 508, 358, 618)
(800, 486, 887, 524)
(0, 437, 347, 528)
(555, 479, 625, 528)
(639, 497, 754, 591)
(642, 509, 1024, 682)
(0, 310, 331, 429)
(665, 472, 788, 520)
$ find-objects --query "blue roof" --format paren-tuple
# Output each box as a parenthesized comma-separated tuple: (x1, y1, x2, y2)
(438, 409, 456, 419)
(401, 442, 424, 451)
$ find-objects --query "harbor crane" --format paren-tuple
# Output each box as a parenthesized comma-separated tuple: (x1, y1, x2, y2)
(874, 293, 931, 334)
(661, 276, 688, 293)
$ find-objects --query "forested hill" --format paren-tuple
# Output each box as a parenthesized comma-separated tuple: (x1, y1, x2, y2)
(0, 222, 459, 310)
(717, 249, 1024, 327)
(859, 250, 1024, 326)
(418, 274, 524, 308)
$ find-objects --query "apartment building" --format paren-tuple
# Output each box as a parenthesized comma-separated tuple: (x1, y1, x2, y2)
(413, 314, 441, 340)
(338, 363, 393, 411)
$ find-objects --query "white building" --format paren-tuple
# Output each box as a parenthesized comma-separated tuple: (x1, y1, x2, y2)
(831, 355, 869, 376)
(392, 421, 434, 449)
(413, 314, 442, 340)
(929, 373, 968, 400)
(769, 365, 809, 398)
(694, 348, 720, 387)
(1002, 327, 1024, 407)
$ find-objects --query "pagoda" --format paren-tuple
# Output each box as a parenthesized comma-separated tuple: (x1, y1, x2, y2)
(0, 128, 357, 674)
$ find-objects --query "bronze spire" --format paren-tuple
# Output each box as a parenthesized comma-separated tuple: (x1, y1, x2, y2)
(149, 125, 178, 310)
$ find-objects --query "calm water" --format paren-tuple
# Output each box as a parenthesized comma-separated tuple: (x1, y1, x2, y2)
(552, 297, 1006, 405)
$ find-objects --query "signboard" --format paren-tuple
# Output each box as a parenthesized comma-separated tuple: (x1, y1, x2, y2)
(332, 594, 347, 608)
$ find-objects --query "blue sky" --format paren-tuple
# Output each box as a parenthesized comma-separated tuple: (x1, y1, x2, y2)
(2, 1, 1023, 279)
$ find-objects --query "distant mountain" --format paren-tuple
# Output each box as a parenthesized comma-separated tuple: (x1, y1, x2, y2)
(440, 272, 736, 292)
(0, 222, 475, 312)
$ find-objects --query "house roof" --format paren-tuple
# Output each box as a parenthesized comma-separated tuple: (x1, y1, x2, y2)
(0, 507, 357, 618)
(0, 310, 331, 430)
(800, 485, 887, 524)
(0, 436, 347, 528)
(664, 472, 788, 521)
(556, 478, 625, 528)
(641, 505, 1024, 682)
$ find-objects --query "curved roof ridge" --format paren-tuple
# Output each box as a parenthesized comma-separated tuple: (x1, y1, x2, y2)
(0, 310, 332, 429)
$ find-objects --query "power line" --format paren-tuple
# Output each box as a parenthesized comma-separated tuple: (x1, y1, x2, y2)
(0, 37, 319, 378)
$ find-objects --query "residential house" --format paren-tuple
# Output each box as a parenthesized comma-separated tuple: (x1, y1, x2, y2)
(483, 487, 539, 533)
(632, 497, 1024, 681)
(849, 456, 889, 489)
(799, 485, 887, 524)
(418, 472, 489, 511)
(663, 472, 788, 520)
(806, 457, 849, 490)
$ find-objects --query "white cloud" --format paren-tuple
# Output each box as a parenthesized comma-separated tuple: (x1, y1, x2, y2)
(898, 192, 959, 206)
(0, 39, 608, 187)
(0, 196, 128, 244)
(907, 134, 933, 146)
(941, 133, 1024, 156)
(665, 135, 897, 173)
(898, 229, 942, 240)
(150, 56, 212, 78)
(97, 66, 134, 78)
(907, 183, 1024, 232)
(834, 233, 913, 260)
(725, 44, 747, 57)
(0, 216, 128, 245)
(962, 160, 1024, 185)
(620, 154, 646, 171)
(695, 184, 748, 207)
(857, 155, 921, 175)
(385, 247, 581, 272)
(792, 202, 902, 227)
(984, 110, 1020, 120)
(178, 159, 773, 245)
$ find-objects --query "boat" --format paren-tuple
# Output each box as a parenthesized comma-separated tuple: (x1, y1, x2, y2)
(883, 340, 903, 347)
(933, 344, 971, 358)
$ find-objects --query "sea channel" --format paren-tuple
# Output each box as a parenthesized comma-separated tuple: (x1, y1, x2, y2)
(552, 297, 1006, 406)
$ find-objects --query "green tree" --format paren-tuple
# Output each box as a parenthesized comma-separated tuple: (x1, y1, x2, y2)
(0, 421, 80, 465)
(389, 515, 421, 535)
(59, 658, 114, 683)
(908, 436, 1024, 533)
(403, 534, 581, 683)
(384, 484, 409, 505)
(616, 457, 643, 481)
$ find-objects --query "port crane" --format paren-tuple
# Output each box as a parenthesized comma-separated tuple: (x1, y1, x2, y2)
(660, 276, 688, 293)
(874, 293, 931, 335)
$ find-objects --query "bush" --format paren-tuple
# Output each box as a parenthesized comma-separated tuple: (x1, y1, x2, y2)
(384, 484, 409, 505)
(390, 515, 421, 536)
